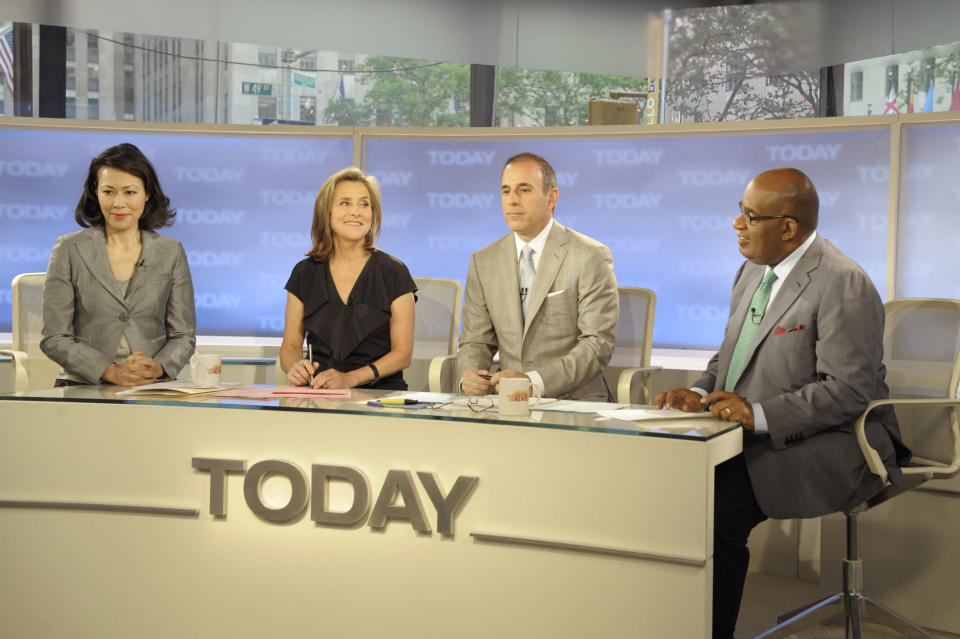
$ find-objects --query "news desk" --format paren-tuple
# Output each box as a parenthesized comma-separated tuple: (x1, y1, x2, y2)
(0, 387, 741, 638)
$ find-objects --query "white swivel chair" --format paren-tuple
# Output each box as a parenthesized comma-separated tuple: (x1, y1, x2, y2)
(604, 286, 660, 404)
(276, 277, 462, 391)
(757, 298, 960, 639)
(1, 273, 60, 392)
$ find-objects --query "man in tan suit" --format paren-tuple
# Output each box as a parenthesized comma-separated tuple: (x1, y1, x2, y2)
(457, 152, 618, 401)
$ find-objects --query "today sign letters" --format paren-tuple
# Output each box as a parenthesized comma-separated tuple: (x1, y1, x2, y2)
(192, 458, 479, 536)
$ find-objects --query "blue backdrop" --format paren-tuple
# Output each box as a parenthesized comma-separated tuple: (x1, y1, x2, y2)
(1, 124, 901, 347)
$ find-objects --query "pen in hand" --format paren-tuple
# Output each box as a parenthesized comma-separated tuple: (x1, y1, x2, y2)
(308, 342, 314, 384)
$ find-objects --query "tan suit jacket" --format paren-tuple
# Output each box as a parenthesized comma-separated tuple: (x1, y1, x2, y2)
(457, 222, 618, 400)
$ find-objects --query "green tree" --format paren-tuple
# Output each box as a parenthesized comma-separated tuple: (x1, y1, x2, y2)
(323, 57, 469, 127)
(663, 5, 818, 121)
(496, 68, 650, 126)
(897, 50, 960, 111)
(323, 97, 373, 126)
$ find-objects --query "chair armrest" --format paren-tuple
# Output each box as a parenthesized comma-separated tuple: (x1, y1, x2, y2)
(616, 366, 663, 405)
(428, 354, 458, 394)
(855, 397, 960, 485)
(0, 349, 30, 393)
(274, 358, 288, 386)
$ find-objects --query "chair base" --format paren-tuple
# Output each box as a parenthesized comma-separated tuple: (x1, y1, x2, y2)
(753, 590, 937, 639)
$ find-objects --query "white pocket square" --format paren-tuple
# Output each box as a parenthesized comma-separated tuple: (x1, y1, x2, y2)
(546, 289, 566, 298)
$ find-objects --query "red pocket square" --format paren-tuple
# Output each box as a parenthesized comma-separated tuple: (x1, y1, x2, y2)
(775, 324, 805, 335)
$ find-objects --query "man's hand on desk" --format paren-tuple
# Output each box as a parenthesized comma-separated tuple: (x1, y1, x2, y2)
(654, 388, 705, 413)
(490, 370, 529, 393)
(462, 369, 494, 396)
(702, 391, 755, 430)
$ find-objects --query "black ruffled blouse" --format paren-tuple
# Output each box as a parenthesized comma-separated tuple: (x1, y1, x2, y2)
(285, 250, 417, 390)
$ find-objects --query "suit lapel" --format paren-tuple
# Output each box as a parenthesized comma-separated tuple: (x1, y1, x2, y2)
(743, 237, 822, 366)
(75, 226, 125, 305)
(718, 266, 762, 389)
(489, 234, 524, 330)
(523, 222, 567, 335)
(128, 230, 158, 296)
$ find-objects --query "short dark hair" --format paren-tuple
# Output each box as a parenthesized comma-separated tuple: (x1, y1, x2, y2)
(75, 143, 176, 229)
(502, 152, 558, 194)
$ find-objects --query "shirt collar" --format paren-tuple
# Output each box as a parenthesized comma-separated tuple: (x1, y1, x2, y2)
(514, 217, 554, 260)
(771, 230, 817, 282)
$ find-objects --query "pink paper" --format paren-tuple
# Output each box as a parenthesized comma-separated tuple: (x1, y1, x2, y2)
(211, 386, 351, 399)
(271, 385, 351, 397)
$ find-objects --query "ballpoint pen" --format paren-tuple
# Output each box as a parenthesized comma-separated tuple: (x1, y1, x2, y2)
(308, 342, 314, 384)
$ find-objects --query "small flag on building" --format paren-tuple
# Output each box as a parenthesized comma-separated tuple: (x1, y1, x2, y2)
(0, 26, 14, 93)
(921, 79, 934, 113)
(336, 75, 345, 99)
(882, 86, 899, 114)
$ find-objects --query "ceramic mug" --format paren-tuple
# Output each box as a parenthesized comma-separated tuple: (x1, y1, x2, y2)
(190, 353, 222, 386)
(498, 377, 541, 417)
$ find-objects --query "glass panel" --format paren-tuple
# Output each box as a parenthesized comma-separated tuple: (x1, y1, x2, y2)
(0, 125, 353, 335)
(0, 388, 739, 441)
(896, 121, 960, 298)
(366, 126, 890, 348)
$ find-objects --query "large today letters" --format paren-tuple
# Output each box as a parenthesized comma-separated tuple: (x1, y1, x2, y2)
(192, 457, 478, 536)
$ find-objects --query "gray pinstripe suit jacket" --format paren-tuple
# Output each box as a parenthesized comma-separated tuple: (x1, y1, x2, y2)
(457, 221, 618, 401)
(695, 236, 908, 519)
(41, 225, 196, 384)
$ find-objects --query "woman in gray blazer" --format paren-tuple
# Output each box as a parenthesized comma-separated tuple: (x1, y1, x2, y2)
(41, 143, 196, 387)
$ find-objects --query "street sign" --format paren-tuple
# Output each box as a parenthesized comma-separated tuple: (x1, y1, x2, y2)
(242, 82, 273, 96)
(293, 73, 316, 89)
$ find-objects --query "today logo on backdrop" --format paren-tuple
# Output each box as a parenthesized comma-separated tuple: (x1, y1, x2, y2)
(0, 161, 70, 177)
(765, 144, 842, 162)
(173, 167, 245, 183)
(179, 209, 246, 225)
(426, 150, 496, 166)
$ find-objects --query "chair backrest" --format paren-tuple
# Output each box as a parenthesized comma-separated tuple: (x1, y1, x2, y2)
(404, 277, 463, 392)
(412, 277, 463, 360)
(608, 286, 656, 369)
(9, 273, 61, 390)
(883, 298, 960, 468)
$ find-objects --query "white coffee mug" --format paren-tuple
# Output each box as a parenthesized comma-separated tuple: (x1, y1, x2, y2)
(498, 377, 541, 417)
(190, 353, 222, 386)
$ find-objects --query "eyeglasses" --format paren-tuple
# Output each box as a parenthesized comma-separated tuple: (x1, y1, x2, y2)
(466, 397, 496, 413)
(738, 201, 796, 225)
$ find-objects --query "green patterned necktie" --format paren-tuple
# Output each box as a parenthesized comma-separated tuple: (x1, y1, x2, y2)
(725, 268, 778, 392)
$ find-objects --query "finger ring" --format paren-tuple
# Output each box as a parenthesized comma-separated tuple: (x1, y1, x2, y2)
(724, 408, 731, 416)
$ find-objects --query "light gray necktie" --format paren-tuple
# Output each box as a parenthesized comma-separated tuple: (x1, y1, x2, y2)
(519, 245, 535, 320)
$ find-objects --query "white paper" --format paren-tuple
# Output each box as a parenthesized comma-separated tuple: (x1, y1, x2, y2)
(595, 408, 716, 421)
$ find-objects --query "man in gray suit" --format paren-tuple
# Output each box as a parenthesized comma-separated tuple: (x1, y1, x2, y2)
(458, 152, 618, 401)
(655, 168, 908, 639)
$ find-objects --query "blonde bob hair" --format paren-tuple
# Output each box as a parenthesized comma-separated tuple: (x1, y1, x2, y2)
(307, 167, 382, 261)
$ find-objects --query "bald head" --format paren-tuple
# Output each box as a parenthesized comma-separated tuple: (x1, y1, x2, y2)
(748, 168, 819, 235)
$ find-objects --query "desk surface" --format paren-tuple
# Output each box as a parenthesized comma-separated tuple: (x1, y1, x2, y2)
(1, 385, 738, 441)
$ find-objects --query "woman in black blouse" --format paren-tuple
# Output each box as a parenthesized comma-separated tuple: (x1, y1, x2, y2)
(279, 167, 417, 390)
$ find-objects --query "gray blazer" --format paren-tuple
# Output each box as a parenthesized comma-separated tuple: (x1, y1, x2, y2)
(41, 225, 197, 384)
(457, 222, 619, 401)
(694, 236, 908, 519)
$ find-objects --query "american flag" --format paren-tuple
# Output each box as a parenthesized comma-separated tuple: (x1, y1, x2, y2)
(0, 27, 14, 93)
